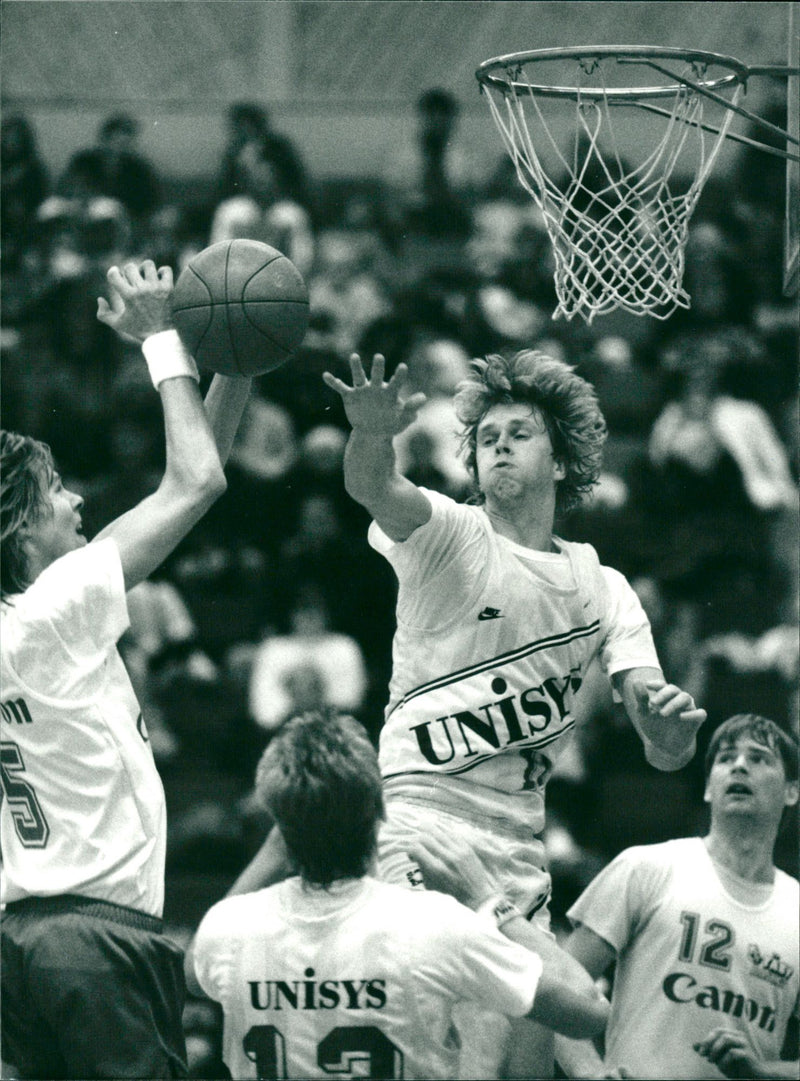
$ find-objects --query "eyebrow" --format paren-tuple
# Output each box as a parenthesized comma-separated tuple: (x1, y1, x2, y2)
(717, 742, 776, 758)
(477, 416, 536, 435)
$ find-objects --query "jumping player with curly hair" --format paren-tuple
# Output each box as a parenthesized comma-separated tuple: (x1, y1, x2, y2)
(322, 347, 707, 1078)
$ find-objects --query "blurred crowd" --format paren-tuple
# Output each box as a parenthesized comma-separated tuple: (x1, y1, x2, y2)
(2, 89, 798, 1071)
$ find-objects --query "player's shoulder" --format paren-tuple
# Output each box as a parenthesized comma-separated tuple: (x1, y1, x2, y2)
(196, 886, 279, 937)
(774, 866, 800, 901)
(421, 487, 474, 516)
(368, 877, 477, 923)
(4, 538, 119, 622)
(368, 487, 473, 551)
(610, 836, 700, 876)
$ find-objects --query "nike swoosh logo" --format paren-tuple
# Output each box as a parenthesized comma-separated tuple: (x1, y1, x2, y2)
(478, 608, 503, 621)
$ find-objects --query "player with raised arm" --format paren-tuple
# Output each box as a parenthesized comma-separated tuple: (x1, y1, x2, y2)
(322, 349, 707, 1078)
(0, 259, 251, 1080)
(188, 709, 609, 1081)
(557, 714, 799, 1080)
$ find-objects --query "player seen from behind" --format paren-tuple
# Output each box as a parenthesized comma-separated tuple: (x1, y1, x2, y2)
(188, 709, 609, 1081)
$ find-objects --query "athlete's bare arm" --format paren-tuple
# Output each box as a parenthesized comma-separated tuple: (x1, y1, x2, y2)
(552, 926, 629, 1078)
(612, 667, 707, 771)
(93, 260, 248, 592)
(409, 826, 609, 1040)
(184, 827, 294, 997)
(322, 352, 431, 541)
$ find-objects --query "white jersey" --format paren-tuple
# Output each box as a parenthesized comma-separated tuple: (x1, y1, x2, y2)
(0, 539, 166, 916)
(568, 837, 800, 1079)
(193, 875, 541, 1081)
(369, 489, 659, 832)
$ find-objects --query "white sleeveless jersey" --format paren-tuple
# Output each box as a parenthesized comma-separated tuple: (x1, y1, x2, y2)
(0, 539, 166, 916)
(568, 837, 800, 1079)
(193, 875, 541, 1081)
(370, 489, 659, 832)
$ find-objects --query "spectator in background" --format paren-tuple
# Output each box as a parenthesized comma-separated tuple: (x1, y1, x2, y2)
(58, 113, 161, 227)
(307, 228, 394, 357)
(207, 395, 299, 560)
(120, 578, 219, 765)
(392, 335, 472, 498)
(210, 136, 314, 278)
(644, 330, 796, 639)
(217, 100, 312, 213)
(1, 113, 49, 274)
(25, 271, 126, 482)
(384, 87, 482, 241)
(248, 587, 368, 733)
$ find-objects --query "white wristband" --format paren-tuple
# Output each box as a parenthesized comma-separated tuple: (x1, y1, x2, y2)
(141, 330, 199, 389)
(476, 894, 521, 929)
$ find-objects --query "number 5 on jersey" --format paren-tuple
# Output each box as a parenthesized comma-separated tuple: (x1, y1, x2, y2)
(0, 741, 50, 847)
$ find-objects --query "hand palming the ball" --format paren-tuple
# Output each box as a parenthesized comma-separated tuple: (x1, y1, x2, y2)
(323, 353, 427, 436)
(97, 260, 175, 343)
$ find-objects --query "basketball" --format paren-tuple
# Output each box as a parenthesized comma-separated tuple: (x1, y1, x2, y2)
(171, 239, 309, 377)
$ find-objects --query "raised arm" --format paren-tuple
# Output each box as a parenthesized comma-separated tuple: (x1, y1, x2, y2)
(322, 353, 431, 541)
(203, 371, 252, 467)
(408, 826, 609, 1040)
(93, 260, 229, 591)
(612, 667, 707, 771)
(184, 826, 293, 996)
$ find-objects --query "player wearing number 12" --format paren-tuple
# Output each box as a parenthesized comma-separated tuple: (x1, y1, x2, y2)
(558, 714, 799, 1080)
(0, 260, 251, 1079)
(323, 349, 708, 1077)
(189, 710, 608, 1081)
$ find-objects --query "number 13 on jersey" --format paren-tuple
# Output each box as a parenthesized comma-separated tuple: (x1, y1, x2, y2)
(244, 1024, 404, 1079)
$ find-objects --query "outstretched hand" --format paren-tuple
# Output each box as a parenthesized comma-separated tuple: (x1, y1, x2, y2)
(632, 678, 707, 761)
(97, 260, 175, 344)
(322, 353, 427, 436)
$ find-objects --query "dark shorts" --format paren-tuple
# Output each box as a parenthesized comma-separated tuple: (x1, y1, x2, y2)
(1, 894, 188, 1080)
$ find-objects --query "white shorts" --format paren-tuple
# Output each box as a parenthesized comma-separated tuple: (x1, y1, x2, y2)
(377, 796, 552, 930)
(377, 797, 554, 1079)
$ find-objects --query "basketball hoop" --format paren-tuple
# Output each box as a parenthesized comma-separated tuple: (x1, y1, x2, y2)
(476, 47, 751, 323)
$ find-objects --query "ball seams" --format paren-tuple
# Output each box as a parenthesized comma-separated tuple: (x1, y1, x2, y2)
(170, 300, 309, 312)
(172, 241, 308, 375)
(180, 264, 214, 359)
(223, 242, 242, 373)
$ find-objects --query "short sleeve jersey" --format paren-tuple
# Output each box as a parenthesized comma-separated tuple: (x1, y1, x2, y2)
(568, 837, 800, 1079)
(369, 489, 658, 831)
(193, 875, 541, 1081)
(0, 539, 167, 916)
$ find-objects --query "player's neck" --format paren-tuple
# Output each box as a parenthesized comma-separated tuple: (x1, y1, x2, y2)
(704, 827, 777, 885)
(484, 500, 556, 552)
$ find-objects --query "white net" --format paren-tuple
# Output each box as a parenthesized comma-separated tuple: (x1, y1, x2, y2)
(480, 53, 745, 322)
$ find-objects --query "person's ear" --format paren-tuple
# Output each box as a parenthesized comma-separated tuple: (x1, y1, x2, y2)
(553, 458, 567, 482)
(784, 780, 799, 809)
